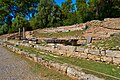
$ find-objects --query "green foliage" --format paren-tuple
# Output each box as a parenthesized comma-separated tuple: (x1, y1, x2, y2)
(11, 14, 31, 33)
(0, 0, 120, 35)
(29, 17, 39, 30)
(61, 0, 77, 25)
(93, 33, 120, 50)
(76, 0, 88, 22)
(34, 0, 63, 28)
(0, 24, 9, 35)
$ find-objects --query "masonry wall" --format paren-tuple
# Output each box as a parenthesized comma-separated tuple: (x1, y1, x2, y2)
(6, 40, 120, 66)
(0, 40, 103, 80)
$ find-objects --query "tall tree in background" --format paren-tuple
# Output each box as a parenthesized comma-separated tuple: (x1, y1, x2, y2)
(0, 0, 120, 35)
(61, 0, 76, 25)
(34, 0, 62, 28)
(15, 0, 39, 18)
(76, 0, 88, 22)
(0, 0, 39, 34)
(0, 0, 14, 34)
(88, 0, 120, 20)
(10, 14, 30, 33)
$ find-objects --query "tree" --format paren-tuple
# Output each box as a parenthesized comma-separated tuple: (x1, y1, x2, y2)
(11, 14, 30, 33)
(35, 0, 63, 28)
(88, 0, 120, 20)
(61, 0, 77, 25)
(76, 0, 88, 22)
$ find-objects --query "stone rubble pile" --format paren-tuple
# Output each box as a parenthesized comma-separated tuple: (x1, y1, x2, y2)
(0, 40, 104, 80)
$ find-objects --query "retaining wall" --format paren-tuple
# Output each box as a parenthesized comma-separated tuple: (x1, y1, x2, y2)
(0, 40, 103, 80)
(6, 40, 120, 66)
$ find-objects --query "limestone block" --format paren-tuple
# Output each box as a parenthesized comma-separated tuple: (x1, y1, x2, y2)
(72, 52, 80, 57)
(76, 47, 84, 53)
(28, 54, 36, 60)
(82, 74, 104, 80)
(89, 50, 100, 55)
(17, 51, 23, 55)
(88, 54, 100, 61)
(50, 62, 61, 71)
(54, 63, 61, 71)
(67, 67, 83, 79)
(43, 60, 49, 67)
(106, 50, 116, 57)
(37, 57, 44, 63)
(60, 63, 68, 73)
(67, 67, 78, 78)
(84, 49, 89, 54)
(59, 50, 66, 56)
(114, 52, 120, 58)
(80, 53, 88, 59)
(101, 56, 112, 63)
(101, 50, 106, 56)
(113, 58, 120, 65)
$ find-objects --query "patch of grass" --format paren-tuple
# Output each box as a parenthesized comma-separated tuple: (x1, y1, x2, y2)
(30, 63, 71, 80)
(17, 46, 120, 80)
(33, 30, 83, 38)
(14, 46, 71, 80)
(93, 33, 120, 50)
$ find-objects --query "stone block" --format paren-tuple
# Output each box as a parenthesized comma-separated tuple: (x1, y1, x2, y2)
(114, 52, 120, 58)
(101, 50, 106, 56)
(84, 49, 89, 54)
(50, 62, 61, 71)
(106, 50, 116, 57)
(88, 54, 100, 61)
(67, 67, 79, 78)
(101, 56, 112, 63)
(60, 63, 68, 73)
(89, 50, 100, 55)
(37, 57, 44, 63)
(28, 54, 36, 60)
(80, 53, 88, 59)
(83, 74, 104, 80)
(76, 47, 84, 53)
(72, 52, 80, 57)
(113, 58, 120, 65)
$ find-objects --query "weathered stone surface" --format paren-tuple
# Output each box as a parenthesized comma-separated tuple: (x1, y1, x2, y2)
(76, 47, 84, 53)
(101, 50, 106, 56)
(89, 50, 100, 55)
(28, 54, 36, 61)
(113, 58, 120, 65)
(66, 51, 73, 57)
(101, 56, 112, 63)
(67, 67, 80, 78)
(53, 63, 61, 71)
(83, 74, 104, 80)
(106, 50, 116, 57)
(37, 57, 44, 63)
(60, 63, 68, 73)
(80, 53, 88, 59)
(114, 52, 120, 58)
(84, 49, 89, 53)
(72, 52, 80, 58)
(88, 54, 100, 61)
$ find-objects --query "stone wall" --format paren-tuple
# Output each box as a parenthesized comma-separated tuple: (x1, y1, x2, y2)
(6, 40, 120, 66)
(0, 40, 103, 80)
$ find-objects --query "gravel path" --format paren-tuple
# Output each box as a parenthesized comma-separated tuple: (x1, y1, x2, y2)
(0, 45, 47, 80)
